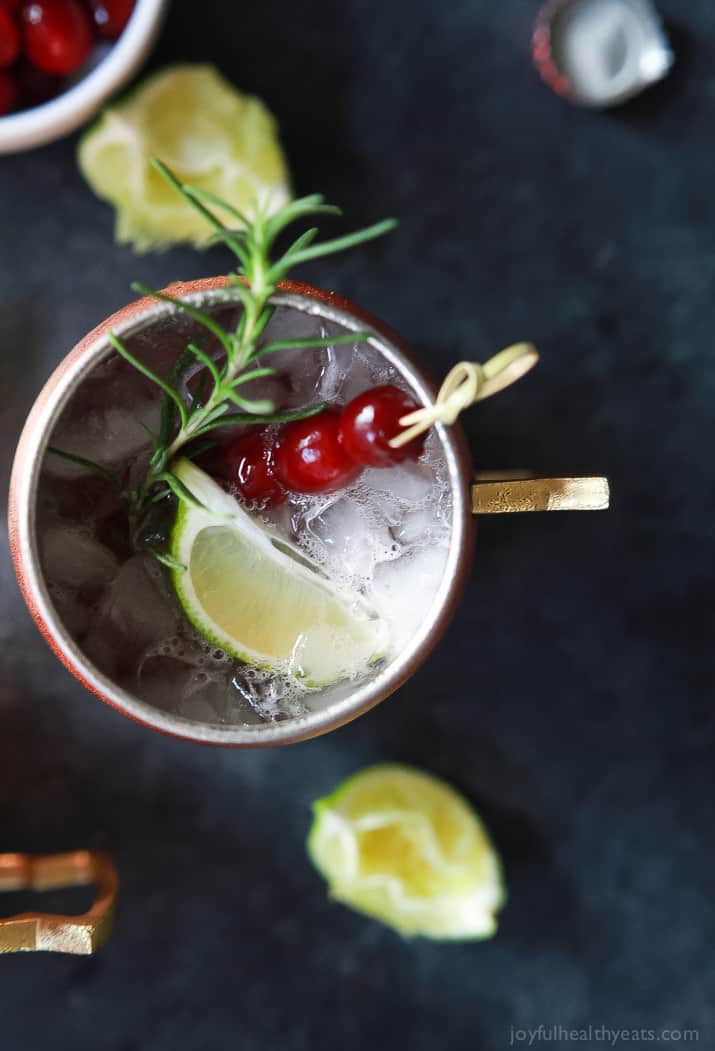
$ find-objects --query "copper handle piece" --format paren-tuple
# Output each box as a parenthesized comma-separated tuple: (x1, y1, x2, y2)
(0, 851, 118, 954)
(472, 473, 610, 514)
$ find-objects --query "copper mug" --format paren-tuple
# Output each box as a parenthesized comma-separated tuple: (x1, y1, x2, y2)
(8, 278, 609, 747)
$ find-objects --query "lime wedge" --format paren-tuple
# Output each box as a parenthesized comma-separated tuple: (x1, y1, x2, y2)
(169, 459, 388, 685)
(78, 65, 291, 251)
(308, 764, 505, 939)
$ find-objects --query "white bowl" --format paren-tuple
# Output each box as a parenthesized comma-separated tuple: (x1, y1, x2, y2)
(0, 0, 167, 155)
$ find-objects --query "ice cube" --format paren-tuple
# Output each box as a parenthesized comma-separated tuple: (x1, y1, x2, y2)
(82, 628, 120, 679)
(230, 666, 309, 723)
(371, 545, 450, 655)
(47, 582, 90, 639)
(136, 654, 194, 714)
(102, 555, 180, 651)
(330, 347, 379, 403)
(226, 363, 293, 413)
(260, 304, 329, 348)
(37, 471, 123, 527)
(253, 309, 336, 409)
(315, 341, 385, 403)
(303, 496, 398, 586)
(361, 462, 434, 507)
(290, 491, 341, 543)
(393, 508, 440, 547)
(40, 526, 118, 594)
(45, 396, 159, 477)
(132, 629, 267, 725)
(315, 343, 344, 402)
(79, 556, 181, 680)
(179, 669, 233, 723)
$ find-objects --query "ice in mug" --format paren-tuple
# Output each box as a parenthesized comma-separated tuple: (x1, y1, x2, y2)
(36, 305, 452, 726)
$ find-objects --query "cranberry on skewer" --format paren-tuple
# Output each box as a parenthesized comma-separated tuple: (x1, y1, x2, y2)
(273, 409, 361, 494)
(339, 384, 426, 467)
(203, 429, 287, 507)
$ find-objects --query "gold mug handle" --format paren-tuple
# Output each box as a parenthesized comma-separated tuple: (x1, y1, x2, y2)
(0, 851, 118, 955)
(472, 471, 610, 514)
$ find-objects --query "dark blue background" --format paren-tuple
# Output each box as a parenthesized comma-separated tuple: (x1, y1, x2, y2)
(1, 1, 713, 1047)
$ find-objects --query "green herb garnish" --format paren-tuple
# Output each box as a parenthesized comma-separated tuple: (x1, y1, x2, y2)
(51, 160, 396, 558)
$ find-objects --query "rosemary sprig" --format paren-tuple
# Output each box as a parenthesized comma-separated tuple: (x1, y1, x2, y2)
(77, 160, 396, 554)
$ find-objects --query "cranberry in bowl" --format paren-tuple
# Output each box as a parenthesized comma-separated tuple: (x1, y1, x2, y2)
(0, 0, 166, 154)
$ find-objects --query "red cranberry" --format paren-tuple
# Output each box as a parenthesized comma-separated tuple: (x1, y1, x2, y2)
(339, 384, 426, 467)
(87, 0, 133, 39)
(0, 68, 17, 114)
(204, 430, 287, 507)
(273, 409, 362, 494)
(22, 0, 93, 75)
(0, 8, 20, 67)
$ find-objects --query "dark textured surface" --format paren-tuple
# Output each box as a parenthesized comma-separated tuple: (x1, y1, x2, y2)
(1, 1, 713, 1048)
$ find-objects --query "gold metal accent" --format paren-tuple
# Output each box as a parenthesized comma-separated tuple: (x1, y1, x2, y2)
(390, 343, 539, 448)
(472, 475, 610, 514)
(0, 851, 118, 955)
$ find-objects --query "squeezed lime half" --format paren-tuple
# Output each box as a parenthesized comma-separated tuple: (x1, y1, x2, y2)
(308, 764, 506, 939)
(78, 65, 291, 251)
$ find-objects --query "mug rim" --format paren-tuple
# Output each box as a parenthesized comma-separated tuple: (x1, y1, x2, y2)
(8, 278, 475, 747)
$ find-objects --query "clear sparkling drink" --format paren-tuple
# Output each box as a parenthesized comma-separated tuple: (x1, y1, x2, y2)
(36, 303, 452, 727)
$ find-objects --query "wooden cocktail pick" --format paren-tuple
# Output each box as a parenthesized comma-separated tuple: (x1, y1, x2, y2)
(390, 343, 609, 513)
